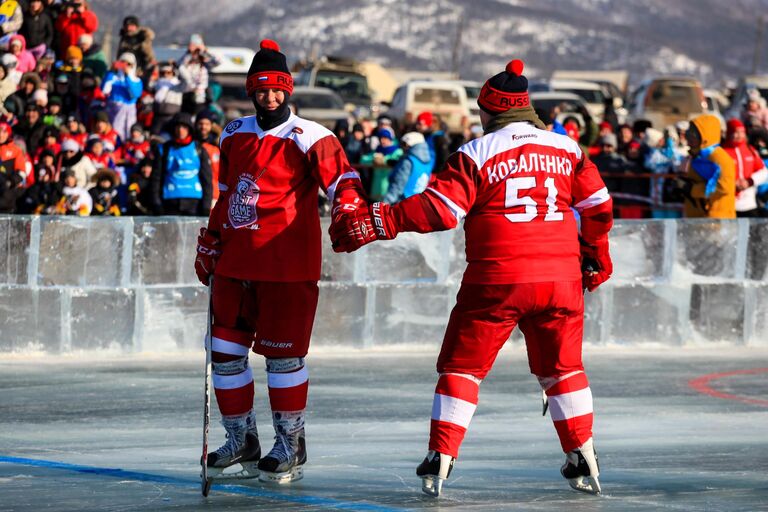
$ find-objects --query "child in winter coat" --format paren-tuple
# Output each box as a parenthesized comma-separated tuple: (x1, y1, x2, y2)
(88, 168, 120, 216)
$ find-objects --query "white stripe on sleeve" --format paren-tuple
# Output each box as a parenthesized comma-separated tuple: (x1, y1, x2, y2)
(574, 187, 611, 211)
(425, 188, 467, 222)
(327, 171, 360, 204)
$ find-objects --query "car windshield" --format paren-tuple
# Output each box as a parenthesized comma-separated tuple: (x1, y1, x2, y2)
(218, 82, 249, 101)
(646, 81, 702, 114)
(531, 97, 584, 114)
(314, 71, 370, 100)
(414, 88, 461, 104)
(560, 88, 605, 104)
(291, 92, 345, 110)
(463, 85, 481, 99)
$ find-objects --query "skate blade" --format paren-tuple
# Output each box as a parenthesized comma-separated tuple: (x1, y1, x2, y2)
(258, 465, 303, 484)
(568, 476, 602, 496)
(421, 475, 444, 497)
(205, 461, 260, 481)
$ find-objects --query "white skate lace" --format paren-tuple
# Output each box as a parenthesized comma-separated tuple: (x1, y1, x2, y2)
(214, 431, 241, 458)
(265, 433, 293, 463)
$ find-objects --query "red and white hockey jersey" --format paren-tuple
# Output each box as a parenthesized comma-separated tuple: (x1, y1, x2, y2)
(209, 113, 352, 282)
(391, 122, 612, 284)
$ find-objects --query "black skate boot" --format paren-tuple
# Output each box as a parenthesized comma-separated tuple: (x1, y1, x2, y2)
(561, 437, 601, 495)
(416, 450, 455, 497)
(258, 412, 307, 484)
(206, 412, 261, 479)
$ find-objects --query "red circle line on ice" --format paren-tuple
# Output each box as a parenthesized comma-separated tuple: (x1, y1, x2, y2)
(688, 368, 768, 407)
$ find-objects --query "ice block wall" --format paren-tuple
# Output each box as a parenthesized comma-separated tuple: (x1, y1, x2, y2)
(1, 215, 766, 353)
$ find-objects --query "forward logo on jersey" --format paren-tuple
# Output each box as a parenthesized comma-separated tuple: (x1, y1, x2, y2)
(228, 174, 260, 229)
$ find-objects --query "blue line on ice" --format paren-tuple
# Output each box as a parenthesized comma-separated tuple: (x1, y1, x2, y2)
(0, 455, 405, 512)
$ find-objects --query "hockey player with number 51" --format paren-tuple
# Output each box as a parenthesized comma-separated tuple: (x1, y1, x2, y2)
(330, 59, 613, 497)
(194, 39, 363, 488)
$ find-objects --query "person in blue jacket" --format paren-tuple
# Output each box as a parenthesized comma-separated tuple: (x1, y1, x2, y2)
(150, 112, 212, 216)
(382, 131, 434, 204)
(102, 52, 143, 142)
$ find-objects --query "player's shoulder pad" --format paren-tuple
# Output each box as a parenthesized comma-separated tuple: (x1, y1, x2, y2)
(279, 114, 336, 154)
(219, 115, 258, 148)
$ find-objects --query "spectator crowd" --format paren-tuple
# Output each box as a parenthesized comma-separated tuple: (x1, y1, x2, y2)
(0, 0, 767, 220)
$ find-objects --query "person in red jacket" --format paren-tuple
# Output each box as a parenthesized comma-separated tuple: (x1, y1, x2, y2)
(331, 59, 613, 498)
(194, 40, 362, 485)
(0, 121, 27, 182)
(54, 0, 97, 60)
(722, 119, 768, 217)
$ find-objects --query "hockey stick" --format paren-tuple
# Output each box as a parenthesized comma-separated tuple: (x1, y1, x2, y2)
(201, 276, 214, 496)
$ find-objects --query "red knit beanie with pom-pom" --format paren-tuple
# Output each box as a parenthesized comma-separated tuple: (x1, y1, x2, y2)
(477, 59, 531, 114)
(246, 39, 294, 96)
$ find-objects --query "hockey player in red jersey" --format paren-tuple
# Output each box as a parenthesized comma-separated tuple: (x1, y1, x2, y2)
(330, 59, 613, 497)
(194, 39, 362, 484)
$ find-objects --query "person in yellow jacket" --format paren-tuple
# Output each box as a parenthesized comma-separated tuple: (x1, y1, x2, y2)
(678, 114, 736, 218)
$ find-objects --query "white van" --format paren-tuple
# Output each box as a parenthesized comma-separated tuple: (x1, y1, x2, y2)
(387, 80, 471, 134)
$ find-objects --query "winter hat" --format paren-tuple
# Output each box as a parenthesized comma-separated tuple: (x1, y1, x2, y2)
(644, 128, 664, 148)
(376, 126, 395, 141)
(598, 121, 613, 132)
(119, 52, 137, 67)
(130, 123, 144, 134)
(49, 95, 62, 106)
(94, 168, 120, 188)
(32, 88, 48, 106)
(246, 39, 293, 97)
(564, 120, 580, 141)
(401, 131, 425, 147)
(478, 59, 530, 114)
(94, 110, 110, 123)
(0, 121, 11, 133)
(189, 33, 205, 47)
(599, 133, 618, 148)
(1, 53, 17, 68)
(61, 139, 80, 153)
(123, 15, 140, 27)
(55, 73, 69, 84)
(416, 111, 433, 127)
(78, 33, 93, 47)
(172, 112, 194, 129)
(66, 45, 83, 61)
(726, 118, 745, 140)
(195, 109, 218, 124)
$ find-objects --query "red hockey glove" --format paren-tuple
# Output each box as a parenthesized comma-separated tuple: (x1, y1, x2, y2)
(329, 201, 398, 253)
(331, 173, 366, 222)
(195, 227, 221, 286)
(580, 237, 612, 292)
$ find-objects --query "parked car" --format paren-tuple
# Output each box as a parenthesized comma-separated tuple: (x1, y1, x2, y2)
(704, 88, 728, 131)
(387, 80, 472, 135)
(723, 75, 768, 120)
(550, 79, 607, 121)
(626, 76, 706, 129)
(456, 80, 482, 126)
(293, 56, 374, 116)
(530, 91, 593, 134)
(288, 86, 350, 130)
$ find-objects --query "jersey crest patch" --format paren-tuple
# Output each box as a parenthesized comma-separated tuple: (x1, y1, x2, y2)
(291, 126, 304, 134)
(228, 174, 260, 229)
(225, 120, 243, 134)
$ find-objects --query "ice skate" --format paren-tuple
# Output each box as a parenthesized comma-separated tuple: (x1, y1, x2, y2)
(560, 437, 601, 495)
(204, 413, 261, 481)
(257, 428, 306, 484)
(416, 450, 455, 497)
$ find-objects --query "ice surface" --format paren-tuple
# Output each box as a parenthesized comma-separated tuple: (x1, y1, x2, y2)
(69, 289, 136, 350)
(1, 349, 767, 511)
(131, 218, 203, 286)
(0, 216, 31, 285)
(0, 287, 61, 352)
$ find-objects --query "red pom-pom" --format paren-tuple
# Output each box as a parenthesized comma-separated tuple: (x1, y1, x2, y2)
(506, 59, 524, 76)
(260, 39, 280, 52)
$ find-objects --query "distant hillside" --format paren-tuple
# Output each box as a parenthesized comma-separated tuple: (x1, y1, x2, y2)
(91, 0, 768, 89)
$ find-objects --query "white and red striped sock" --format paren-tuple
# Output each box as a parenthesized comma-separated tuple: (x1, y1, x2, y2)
(267, 361, 309, 413)
(429, 373, 481, 458)
(540, 371, 594, 452)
